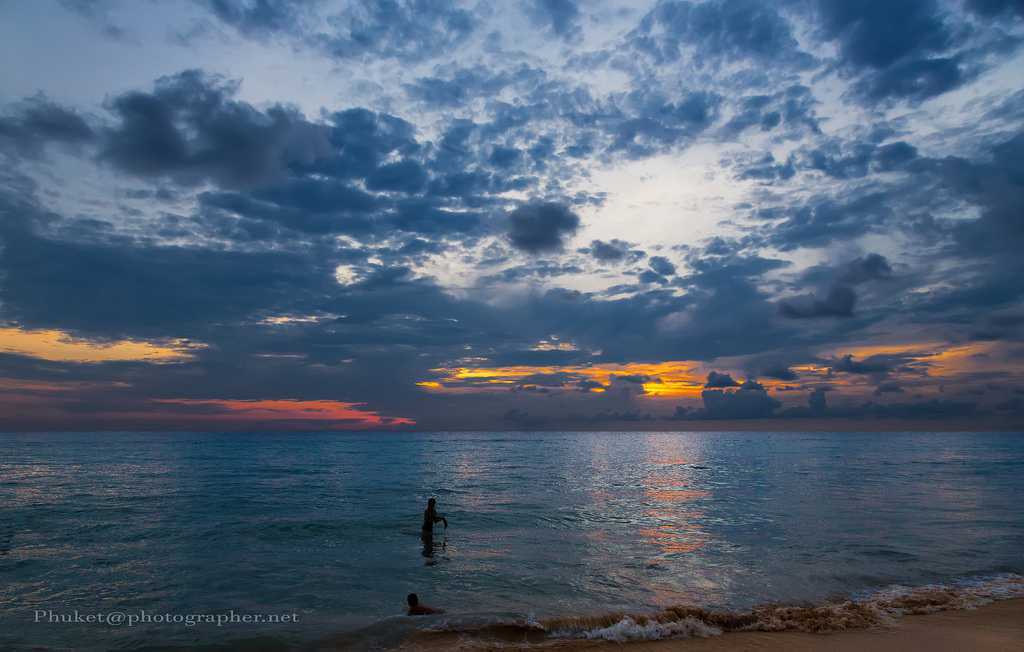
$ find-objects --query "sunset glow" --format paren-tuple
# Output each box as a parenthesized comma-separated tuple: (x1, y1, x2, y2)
(1, 0, 1022, 431)
(0, 327, 202, 364)
(152, 399, 415, 427)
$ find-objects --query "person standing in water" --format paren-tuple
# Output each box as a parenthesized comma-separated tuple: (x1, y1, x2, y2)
(422, 498, 448, 532)
(420, 497, 448, 561)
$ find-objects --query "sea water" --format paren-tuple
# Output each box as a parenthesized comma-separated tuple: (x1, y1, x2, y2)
(1, 431, 1022, 649)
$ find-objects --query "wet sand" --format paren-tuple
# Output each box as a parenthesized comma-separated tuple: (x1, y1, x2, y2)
(577, 598, 1024, 652)
(399, 598, 1024, 651)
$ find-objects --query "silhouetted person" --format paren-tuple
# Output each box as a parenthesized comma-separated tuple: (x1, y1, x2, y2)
(422, 498, 448, 532)
(407, 593, 443, 615)
(421, 527, 447, 561)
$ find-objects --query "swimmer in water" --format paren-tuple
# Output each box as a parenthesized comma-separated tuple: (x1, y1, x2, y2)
(422, 497, 448, 532)
(407, 593, 443, 615)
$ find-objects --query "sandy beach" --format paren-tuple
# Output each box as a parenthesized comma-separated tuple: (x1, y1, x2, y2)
(584, 598, 1024, 652)
(400, 598, 1024, 651)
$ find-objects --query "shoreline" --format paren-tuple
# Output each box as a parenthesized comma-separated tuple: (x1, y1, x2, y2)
(396, 597, 1024, 651)
(579, 598, 1024, 652)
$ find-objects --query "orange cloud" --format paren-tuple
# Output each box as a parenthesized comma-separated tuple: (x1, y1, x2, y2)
(0, 327, 202, 363)
(819, 340, 1016, 387)
(416, 338, 1024, 407)
(420, 360, 707, 398)
(152, 398, 415, 428)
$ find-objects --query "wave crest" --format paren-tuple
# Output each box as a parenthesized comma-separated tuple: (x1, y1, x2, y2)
(546, 574, 1024, 642)
(404, 574, 1023, 647)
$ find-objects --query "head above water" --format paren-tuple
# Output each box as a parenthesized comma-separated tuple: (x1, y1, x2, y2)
(427, 498, 436, 508)
(407, 593, 418, 607)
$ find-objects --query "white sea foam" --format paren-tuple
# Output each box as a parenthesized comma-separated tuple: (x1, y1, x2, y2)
(554, 615, 722, 642)
(542, 573, 1024, 643)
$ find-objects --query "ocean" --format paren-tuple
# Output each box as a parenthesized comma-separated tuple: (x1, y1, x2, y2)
(1, 431, 1022, 650)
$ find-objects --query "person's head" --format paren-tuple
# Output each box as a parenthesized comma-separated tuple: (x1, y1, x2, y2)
(407, 593, 419, 607)
(427, 498, 436, 509)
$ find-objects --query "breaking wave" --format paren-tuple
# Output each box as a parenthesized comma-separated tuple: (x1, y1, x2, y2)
(403, 573, 1024, 648)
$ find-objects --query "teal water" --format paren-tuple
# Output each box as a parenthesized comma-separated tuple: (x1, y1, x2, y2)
(1, 431, 1022, 649)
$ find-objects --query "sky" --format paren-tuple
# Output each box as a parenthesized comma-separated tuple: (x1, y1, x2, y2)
(1, 0, 1023, 431)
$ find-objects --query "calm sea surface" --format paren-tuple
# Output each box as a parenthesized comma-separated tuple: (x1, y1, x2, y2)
(1, 431, 1022, 649)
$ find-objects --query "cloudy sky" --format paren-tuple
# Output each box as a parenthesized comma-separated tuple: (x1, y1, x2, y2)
(1, 0, 1023, 431)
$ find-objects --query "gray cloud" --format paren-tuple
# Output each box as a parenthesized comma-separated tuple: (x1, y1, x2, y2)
(507, 202, 581, 253)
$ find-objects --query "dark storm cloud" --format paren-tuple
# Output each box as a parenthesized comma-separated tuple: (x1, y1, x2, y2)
(734, 152, 795, 182)
(829, 353, 900, 375)
(636, 253, 797, 361)
(806, 0, 1018, 103)
(582, 239, 645, 264)
(761, 365, 797, 381)
(944, 132, 1024, 259)
(483, 347, 590, 368)
(615, 374, 658, 385)
(808, 387, 828, 414)
(779, 253, 892, 320)
(803, 142, 878, 179)
(0, 96, 95, 158)
(312, 108, 420, 180)
(873, 142, 919, 171)
(835, 254, 892, 285)
(760, 193, 892, 250)
(648, 256, 677, 277)
(609, 90, 722, 157)
(902, 131, 1024, 318)
(317, 0, 475, 61)
(874, 381, 904, 395)
(719, 85, 820, 138)
(79, 70, 539, 244)
(795, 254, 894, 290)
(971, 310, 1024, 342)
(256, 178, 380, 215)
(854, 56, 967, 103)
(198, 184, 379, 236)
(811, 0, 954, 71)
(734, 127, 1021, 338)
(773, 393, 983, 422)
(741, 138, 919, 182)
(101, 70, 330, 189)
(638, 269, 667, 285)
(699, 379, 780, 419)
(365, 160, 428, 193)
(3, 4, 1024, 430)
(0, 204, 331, 338)
(629, 0, 812, 68)
(478, 260, 584, 284)
(705, 371, 739, 387)
(407, 71, 724, 170)
(779, 286, 857, 319)
(404, 64, 546, 108)
(507, 202, 581, 253)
